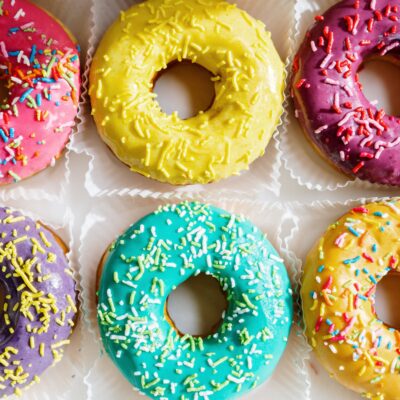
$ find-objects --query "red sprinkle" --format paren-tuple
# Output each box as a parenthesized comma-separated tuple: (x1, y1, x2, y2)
(296, 79, 307, 89)
(352, 161, 365, 174)
(362, 252, 374, 262)
(352, 207, 369, 214)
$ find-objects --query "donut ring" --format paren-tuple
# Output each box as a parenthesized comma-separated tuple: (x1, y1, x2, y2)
(291, 0, 400, 186)
(301, 199, 400, 399)
(97, 202, 293, 399)
(89, 0, 285, 185)
(0, 0, 80, 184)
(0, 207, 78, 397)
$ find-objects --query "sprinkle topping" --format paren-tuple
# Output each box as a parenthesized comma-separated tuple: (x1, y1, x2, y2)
(0, 0, 80, 184)
(0, 207, 77, 397)
(302, 199, 400, 399)
(292, 0, 400, 185)
(98, 202, 293, 399)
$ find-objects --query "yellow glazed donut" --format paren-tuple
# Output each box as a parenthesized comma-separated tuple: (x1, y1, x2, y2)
(301, 200, 400, 399)
(89, 0, 285, 185)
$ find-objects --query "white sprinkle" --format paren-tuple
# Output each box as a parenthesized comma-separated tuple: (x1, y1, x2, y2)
(14, 8, 25, 20)
(315, 125, 328, 134)
(310, 40, 318, 52)
(381, 41, 399, 56)
(324, 78, 340, 86)
(329, 344, 338, 354)
(338, 111, 356, 127)
(320, 54, 333, 68)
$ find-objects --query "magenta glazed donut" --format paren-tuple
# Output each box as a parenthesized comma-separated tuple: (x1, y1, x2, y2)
(0, 0, 80, 184)
(292, 0, 400, 185)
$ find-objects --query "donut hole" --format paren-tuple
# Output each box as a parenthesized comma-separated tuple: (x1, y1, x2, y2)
(358, 57, 400, 117)
(375, 272, 400, 330)
(153, 61, 215, 120)
(165, 273, 228, 337)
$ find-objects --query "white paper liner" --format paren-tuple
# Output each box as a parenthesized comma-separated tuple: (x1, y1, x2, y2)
(285, 196, 399, 400)
(69, 0, 297, 200)
(79, 196, 310, 400)
(0, 199, 84, 400)
(0, 0, 92, 202)
(281, 0, 400, 192)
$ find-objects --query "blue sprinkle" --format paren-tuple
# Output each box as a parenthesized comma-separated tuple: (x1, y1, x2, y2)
(8, 50, 19, 56)
(362, 267, 369, 274)
(55, 101, 60, 106)
(40, 78, 56, 83)
(318, 265, 325, 273)
(379, 227, 385, 232)
(8, 28, 19, 34)
(36, 93, 42, 107)
(9, 128, 14, 139)
(29, 45, 37, 64)
(355, 269, 360, 277)
(326, 319, 333, 326)
(388, 342, 393, 350)
(369, 275, 377, 284)
(20, 88, 34, 102)
(373, 211, 384, 217)
(372, 244, 377, 253)
(76, 44, 81, 52)
(0, 129, 8, 143)
(348, 227, 360, 237)
(344, 256, 361, 265)
(358, 294, 368, 301)
(70, 55, 79, 62)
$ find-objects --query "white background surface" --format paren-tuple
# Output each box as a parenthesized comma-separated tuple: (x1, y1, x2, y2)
(4, 0, 400, 399)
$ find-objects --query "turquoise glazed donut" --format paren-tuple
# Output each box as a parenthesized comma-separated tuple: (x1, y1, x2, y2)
(97, 202, 293, 399)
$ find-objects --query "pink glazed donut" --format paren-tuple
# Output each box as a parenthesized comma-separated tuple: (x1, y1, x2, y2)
(0, 0, 80, 184)
(292, 0, 400, 186)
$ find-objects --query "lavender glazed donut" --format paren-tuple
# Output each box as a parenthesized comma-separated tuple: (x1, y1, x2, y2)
(0, 207, 78, 397)
(292, 0, 400, 185)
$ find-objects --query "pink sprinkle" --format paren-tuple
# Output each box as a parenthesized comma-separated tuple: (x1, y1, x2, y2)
(370, 0, 376, 10)
(0, 42, 8, 59)
(335, 233, 347, 248)
(20, 22, 34, 30)
(341, 317, 356, 336)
